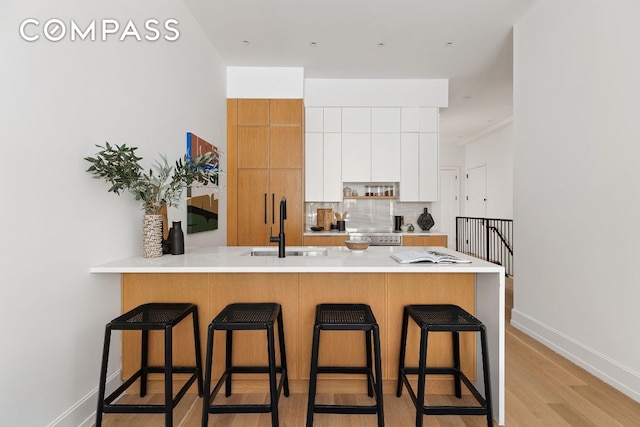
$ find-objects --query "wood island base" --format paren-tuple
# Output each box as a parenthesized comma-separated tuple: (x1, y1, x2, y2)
(121, 272, 475, 396)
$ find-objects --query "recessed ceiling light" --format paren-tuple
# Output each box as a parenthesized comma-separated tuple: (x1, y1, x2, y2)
(310, 41, 318, 47)
(377, 42, 385, 48)
(242, 40, 250, 45)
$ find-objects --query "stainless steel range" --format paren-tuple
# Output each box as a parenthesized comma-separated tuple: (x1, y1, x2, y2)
(349, 230, 402, 246)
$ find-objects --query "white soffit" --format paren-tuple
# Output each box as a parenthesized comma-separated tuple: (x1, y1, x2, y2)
(304, 78, 448, 107)
(227, 66, 304, 98)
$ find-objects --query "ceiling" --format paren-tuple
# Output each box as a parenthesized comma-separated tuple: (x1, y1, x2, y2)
(184, 0, 538, 145)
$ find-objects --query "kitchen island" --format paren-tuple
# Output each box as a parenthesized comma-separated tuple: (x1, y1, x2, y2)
(91, 245, 505, 425)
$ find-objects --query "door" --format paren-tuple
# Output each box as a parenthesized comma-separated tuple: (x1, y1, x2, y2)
(237, 169, 270, 246)
(270, 169, 303, 246)
(464, 165, 487, 255)
(466, 165, 487, 217)
(436, 167, 460, 249)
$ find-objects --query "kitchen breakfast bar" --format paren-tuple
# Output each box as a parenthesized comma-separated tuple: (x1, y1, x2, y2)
(91, 245, 505, 425)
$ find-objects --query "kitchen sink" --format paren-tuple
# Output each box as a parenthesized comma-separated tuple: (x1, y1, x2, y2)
(247, 247, 328, 257)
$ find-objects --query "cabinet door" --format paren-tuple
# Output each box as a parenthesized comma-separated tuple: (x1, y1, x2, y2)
(372, 107, 400, 132)
(270, 99, 302, 125)
(323, 133, 342, 201)
(323, 107, 342, 132)
(342, 107, 371, 132)
(238, 126, 269, 169)
(371, 133, 401, 182)
(400, 133, 419, 201)
(401, 107, 419, 132)
(419, 107, 439, 132)
(419, 133, 439, 201)
(402, 235, 448, 247)
(270, 169, 303, 245)
(271, 126, 302, 169)
(238, 99, 269, 125)
(341, 133, 371, 181)
(305, 108, 323, 132)
(305, 133, 324, 201)
(237, 169, 270, 246)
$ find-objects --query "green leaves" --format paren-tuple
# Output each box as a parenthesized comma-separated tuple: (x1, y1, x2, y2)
(85, 142, 220, 214)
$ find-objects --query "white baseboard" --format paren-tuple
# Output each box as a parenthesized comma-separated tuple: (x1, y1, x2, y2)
(47, 370, 121, 427)
(511, 309, 640, 403)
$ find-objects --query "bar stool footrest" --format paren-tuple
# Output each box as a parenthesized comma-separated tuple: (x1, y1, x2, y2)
(103, 366, 200, 411)
(205, 367, 288, 414)
(399, 368, 488, 415)
(208, 404, 273, 414)
(317, 366, 371, 375)
(423, 406, 489, 416)
(314, 404, 379, 415)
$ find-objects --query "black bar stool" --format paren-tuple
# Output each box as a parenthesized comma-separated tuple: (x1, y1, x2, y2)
(397, 304, 493, 427)
(201, 303, 289, 427)
(96, 303, 203, 427)
(306, 303, 384, 427)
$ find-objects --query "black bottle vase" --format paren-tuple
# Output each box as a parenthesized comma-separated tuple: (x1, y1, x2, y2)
(417, 207, 435, 231)
(169, 221, 185, 255)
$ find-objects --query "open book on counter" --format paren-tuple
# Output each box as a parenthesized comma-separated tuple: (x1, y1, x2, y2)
(390, 250, 472, 264)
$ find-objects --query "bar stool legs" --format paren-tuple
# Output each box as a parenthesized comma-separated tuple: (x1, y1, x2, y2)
(202, 303, 289, 427)
(306, 304, 384, 427)
(96, 303, 203, 427)
(397, 304, 493, 427)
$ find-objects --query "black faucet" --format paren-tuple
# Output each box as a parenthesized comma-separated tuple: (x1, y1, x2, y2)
(270, 197, 287, 258)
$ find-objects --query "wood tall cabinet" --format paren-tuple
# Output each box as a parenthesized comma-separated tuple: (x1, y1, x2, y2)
(228, 99, 304, 246)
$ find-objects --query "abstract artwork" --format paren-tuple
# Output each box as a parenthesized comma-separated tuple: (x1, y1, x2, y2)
(186, 132, 219, 234)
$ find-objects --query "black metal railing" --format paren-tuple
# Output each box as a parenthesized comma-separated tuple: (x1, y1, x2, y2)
(456, 217, 513, 276)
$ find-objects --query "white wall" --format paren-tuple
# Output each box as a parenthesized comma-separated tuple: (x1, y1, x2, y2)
(512, 0, 640, 402)
(0, 1, 227, 425)
(464, 122, 513, 219)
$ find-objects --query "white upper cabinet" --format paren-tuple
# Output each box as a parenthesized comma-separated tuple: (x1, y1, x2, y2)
(342, 108, 371, 132)
(400, 133, 420, 201)
(323, 133, 342, 201)
(372, 108, 400, 132)
(305, 132, 343, 202)
(305, 105, 439, 201)
(341, 133, 371, 182)
(419, 107, 438, 132)
(323, 107, 342, 132)
(401, 107, 419, 132)
(305, 132, 324, 201)
(399, 132, 439, 201)
(371, 133, 401, 182)
(305, 107, 323, 132)
(418, 132, 439, 200)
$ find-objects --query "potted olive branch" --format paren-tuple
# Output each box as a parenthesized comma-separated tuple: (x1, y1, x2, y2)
(85, 142, 220, 257)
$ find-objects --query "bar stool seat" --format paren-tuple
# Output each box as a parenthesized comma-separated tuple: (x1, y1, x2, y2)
(96, 303, 203, 427)
(306, 303, 384, 427)
(202, 303, 289, 427)
(397, 304, 493, 427)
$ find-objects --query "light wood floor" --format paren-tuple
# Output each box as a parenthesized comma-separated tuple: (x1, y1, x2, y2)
(96, 278, 640, 426)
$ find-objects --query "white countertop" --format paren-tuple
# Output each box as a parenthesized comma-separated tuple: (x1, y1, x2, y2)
(90, 244, 506, 424)
(90, 245, 503, 274)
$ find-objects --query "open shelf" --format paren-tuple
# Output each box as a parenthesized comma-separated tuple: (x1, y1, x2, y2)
(344, 196, 398, 200)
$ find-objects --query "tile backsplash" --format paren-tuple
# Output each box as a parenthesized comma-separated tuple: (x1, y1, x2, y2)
(305, 200, 432, 231)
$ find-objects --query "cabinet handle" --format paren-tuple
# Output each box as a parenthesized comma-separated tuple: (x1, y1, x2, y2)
(264, 193, 267, 224)
(272, 193, 275, 224)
